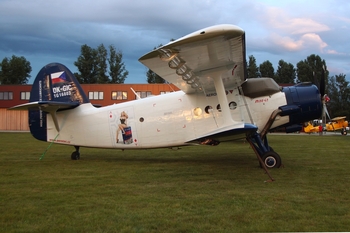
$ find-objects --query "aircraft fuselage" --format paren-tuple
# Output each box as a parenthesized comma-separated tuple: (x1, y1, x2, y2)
(46, 88, 289, 149)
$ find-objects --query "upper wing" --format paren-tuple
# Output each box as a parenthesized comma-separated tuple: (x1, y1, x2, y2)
(139, 24, 246, 94)
(332, 116, 346, 121)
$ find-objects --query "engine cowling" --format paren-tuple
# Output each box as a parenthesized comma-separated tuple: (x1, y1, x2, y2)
(280, 83, 322, 131)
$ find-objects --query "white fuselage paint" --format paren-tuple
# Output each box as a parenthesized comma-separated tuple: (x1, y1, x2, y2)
(46, 89, 289, 149)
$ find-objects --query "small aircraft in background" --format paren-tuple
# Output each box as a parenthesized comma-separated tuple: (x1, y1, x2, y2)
(326, 116, 349, 135)
(303, 117, 348, 135)
(9, 24, 325, 170)
(303, 120, 323, 134)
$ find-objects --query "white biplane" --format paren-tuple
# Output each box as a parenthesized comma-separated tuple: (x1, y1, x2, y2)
(10, 24, 324, 170)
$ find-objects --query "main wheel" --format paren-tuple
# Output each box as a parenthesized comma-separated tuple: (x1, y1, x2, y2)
(341, 128, 347, 135)
(261, 151, 281, 168)
(71, 151, 80, 160)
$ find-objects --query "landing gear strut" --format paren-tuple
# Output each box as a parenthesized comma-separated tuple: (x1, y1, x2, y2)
(246, 132, 282, 169)
(71, 146, 80, 160)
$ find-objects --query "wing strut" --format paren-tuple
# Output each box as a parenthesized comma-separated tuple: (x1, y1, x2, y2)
(212, 75, 242, 128)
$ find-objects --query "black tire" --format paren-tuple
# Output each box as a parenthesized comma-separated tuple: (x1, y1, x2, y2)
(71, 151, 80, 160)
(341, 128, 347, 135)
(261, 151, 281, 168)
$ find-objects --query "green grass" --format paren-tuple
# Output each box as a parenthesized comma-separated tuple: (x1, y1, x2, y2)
(1, 132, 350, 232)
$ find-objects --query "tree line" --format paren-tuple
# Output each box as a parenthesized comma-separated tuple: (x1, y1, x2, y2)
(0, 46, 349, 119)
(74, 44, 128, 84)
(246, 54, 349, 118)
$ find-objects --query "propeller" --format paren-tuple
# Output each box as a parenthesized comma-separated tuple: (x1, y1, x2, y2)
(320, 66, 331, 130)
(312, 67, 326, 98)
(319, 67, 325, 98)
(304, 67, 328, 132)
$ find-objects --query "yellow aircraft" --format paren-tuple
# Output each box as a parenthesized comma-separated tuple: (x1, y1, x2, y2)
(303, 117, 348, 135)
(325, 116, 348, 135)
(303, 120, 323, 133)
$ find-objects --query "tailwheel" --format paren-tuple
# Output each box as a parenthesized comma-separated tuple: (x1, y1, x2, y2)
(71, 146, 80, 160)
(261, 151, 281, 168)
(71, 151, 80, 160)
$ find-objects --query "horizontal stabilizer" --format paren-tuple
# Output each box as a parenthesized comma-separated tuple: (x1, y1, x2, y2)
(8, 101, 79, 112)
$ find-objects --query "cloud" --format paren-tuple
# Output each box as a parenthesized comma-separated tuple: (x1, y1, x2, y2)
(300, 33, 327, 51)
(0, 0, 349, 83)
(249, 3, 348, 61)
(264, 8, 330, 35)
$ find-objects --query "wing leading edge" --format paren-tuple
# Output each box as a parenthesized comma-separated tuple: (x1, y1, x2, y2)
(139, 24, 246, 94)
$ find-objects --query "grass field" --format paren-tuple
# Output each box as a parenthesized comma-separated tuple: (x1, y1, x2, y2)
(1, 132, 350, 232)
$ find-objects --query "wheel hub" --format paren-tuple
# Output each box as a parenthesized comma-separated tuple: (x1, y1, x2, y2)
(265, 156, 276, 168)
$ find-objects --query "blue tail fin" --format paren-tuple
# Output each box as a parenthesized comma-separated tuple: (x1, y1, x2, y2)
(30, 63, 89, 104)
(29, 63, 89, 141)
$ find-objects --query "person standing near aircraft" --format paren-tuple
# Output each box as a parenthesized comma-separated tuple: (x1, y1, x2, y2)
(116, 111, 128, 143)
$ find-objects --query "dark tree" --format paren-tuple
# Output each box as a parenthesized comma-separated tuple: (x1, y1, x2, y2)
(274, 60, 296, 84)
(296, 54, 328, 84)
(75, 44, 128, 84)
(327, 74, 350, 119)
(108, 45, 128, 84)
(247, 55, 260, 78)
(259, 60, 274, 78)
(0, 55, 31, 84)
(96, 44, 109, 83)
(146, 69, 165, 83)
(74, 44, 98, 83)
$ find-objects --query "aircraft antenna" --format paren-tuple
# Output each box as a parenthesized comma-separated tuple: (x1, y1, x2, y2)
(130, 88, 141, 99)
(166, 82, 175, 92)
(39, 133, 60, 160)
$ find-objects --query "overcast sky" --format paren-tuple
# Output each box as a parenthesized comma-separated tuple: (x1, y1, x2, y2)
(1, 0, 349, 84)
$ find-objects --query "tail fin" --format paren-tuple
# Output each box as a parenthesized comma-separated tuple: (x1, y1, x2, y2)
(30, 63, 89, 104)
(9, 63, 89, 141)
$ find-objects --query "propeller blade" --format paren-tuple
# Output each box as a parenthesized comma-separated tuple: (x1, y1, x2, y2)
(324, 102, 331, 120)
(320, 68, 325, 97)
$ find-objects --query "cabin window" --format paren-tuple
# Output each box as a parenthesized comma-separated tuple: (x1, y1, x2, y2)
(205, 106, 213, 114)
(160, 91, 171, 95)
(229, 101, 237, 110)
(88, 91, 104, 100)
(112, 91, 127, 100)
(20, 92, 30, 100)
(193, 107, 202, 116)
(0, 91, 13, 100)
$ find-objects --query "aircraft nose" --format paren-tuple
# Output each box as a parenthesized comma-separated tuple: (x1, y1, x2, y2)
(281, 83, 323, 126)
